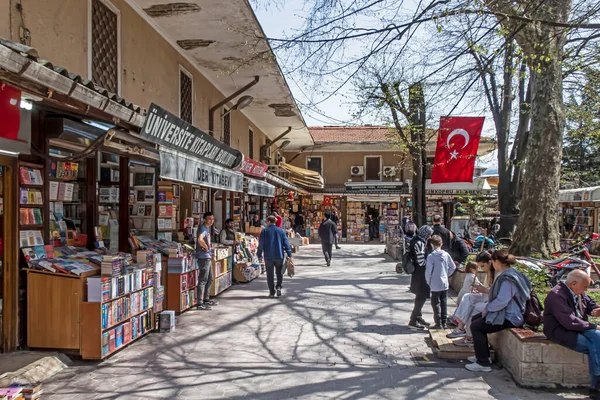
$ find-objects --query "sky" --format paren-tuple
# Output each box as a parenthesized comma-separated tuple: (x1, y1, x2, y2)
(254, 1, 498, 168)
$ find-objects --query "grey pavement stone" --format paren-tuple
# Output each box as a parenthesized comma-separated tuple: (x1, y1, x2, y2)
(41, 245, 589, 399)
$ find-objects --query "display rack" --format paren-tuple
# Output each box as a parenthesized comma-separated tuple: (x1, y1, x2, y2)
(80, 256, 155, 359)
(381, 202, 401, 244)
(232, 192, 242, 231)
(166, 249, 199, 313)
(191, 186, 208, 227)
(129, 164, 156, 239)
(211, 246, 233, 296)
(97, 152, 120, 251)
(18, 163, 45, 251)
(233, 233, 261, 283)
(157, 181, 181, 241)
(346, 201, 367, 242)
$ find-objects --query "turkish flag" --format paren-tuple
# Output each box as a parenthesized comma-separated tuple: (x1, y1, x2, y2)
(431, 116, 485, 184)
(0, 84, 21, 141)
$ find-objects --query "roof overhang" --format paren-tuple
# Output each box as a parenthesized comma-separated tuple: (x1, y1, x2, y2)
(126, 0, 313, 147)
(559, 186, 600, 202)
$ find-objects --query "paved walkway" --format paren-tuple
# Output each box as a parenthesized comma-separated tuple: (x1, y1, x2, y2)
(44, 245, 585, 399)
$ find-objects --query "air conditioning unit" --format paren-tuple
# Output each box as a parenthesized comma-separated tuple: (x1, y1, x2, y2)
(350, 166, 364, 176)
(383, 166, 397, 177)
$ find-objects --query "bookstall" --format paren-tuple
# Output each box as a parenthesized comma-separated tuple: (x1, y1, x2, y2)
(559, 187, 600, 240)
(302, 195, 342, 241)
(233, 233, 261, 283)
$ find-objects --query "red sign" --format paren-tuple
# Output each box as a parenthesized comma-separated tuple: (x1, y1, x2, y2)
(0, 84, 21, 141)
(239, 156, 268, 177)
(323, 196, 331, 206)
(431, 116, 484, 184)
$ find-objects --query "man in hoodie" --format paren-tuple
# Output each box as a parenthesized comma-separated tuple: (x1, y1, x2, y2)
(408, 225, 434, 330)
(425, 235, 457, 329)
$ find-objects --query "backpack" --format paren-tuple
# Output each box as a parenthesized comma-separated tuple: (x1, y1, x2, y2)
(523, 289, 543, 327)
(401, 251, 415, 274)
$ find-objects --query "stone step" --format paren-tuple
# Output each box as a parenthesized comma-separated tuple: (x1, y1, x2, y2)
(430, 329, 496, 360)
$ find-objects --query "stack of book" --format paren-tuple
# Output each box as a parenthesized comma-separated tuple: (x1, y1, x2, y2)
(167, 253, 195, 274)
(101, 256, 123, 276)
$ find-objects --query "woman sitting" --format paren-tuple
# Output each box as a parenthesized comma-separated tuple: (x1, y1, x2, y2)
(447, 252, 494, 342)
(465, 250, 531, 372)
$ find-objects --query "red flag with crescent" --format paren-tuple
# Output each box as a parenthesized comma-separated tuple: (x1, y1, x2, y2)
(431, 116, 485, 184)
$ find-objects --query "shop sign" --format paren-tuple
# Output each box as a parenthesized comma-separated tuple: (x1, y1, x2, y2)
(160, 150, 243, 192)
(345, 183, 404, 192)
(247, 178, 275, 197)
(427, 189, 486, 195)
(239, 156, 269, 177)
(141, 103, 243, 169)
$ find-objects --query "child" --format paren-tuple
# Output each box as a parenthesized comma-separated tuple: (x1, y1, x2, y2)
(456, 262, 481, 306)
(425, 234, 457, 329)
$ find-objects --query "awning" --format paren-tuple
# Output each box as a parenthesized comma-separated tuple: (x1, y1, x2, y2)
(279, 162, 324, 189)
(559, 186, 600, 203)
(246, 178, 275, 197)
(159, 148, 243, 192)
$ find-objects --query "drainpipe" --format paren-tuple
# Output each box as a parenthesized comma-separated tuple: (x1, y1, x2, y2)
(208, 76, 260, 137)
(260, 126, 292, 163)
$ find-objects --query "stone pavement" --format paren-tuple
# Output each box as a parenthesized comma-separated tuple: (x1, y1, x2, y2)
(43, 245, 587, 399)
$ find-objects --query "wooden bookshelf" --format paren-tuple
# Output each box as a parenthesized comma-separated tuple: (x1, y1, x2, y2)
(166, 267, 200, 313)
(80, 284, 154, 360)
(210, 246, 233, 297)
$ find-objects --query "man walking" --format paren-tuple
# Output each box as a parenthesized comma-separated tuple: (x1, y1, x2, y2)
(196, 212, 218, 310)
(318, 212, 337, 266)
(257, 215, 293, 298)
(432, 214, 451, 252)
(331, 210, 341, 249)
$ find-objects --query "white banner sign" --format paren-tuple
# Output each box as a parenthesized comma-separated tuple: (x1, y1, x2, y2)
(160, 149, 243, 192)
(247, 178, 276, 198)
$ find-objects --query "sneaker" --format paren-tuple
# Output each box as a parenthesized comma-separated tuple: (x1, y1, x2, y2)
(430, 325, 443, 330)
(408, 322, 425, 330)
(196, 303, 211, 310)
(326, 260, 331, 266)
(454, 338, 474, 347)
(441, 323, 448, 330)
(416, 317, 431, 327)
(446, 328, 467, 339)
(336, 246, 341, 250)
(276, 289, 282, 297)
(205, 300, 219, 306)
(268, 293, 275, 298)
(465, 362, 492, 372)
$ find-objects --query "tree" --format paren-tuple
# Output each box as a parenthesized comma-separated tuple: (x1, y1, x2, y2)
(562, 67, 600, 187)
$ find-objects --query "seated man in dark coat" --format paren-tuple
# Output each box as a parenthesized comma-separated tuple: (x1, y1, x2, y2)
(544, 270, 600, 396)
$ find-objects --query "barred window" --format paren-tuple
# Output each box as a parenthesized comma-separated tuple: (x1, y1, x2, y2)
(91, 0, 119, 93)
(180, 69, 193, 124)
(249, 129, 254, 159)
(223, 111, 231, 146)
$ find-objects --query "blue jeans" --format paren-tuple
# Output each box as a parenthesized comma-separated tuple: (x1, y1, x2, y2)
(575, 330, 600, 388)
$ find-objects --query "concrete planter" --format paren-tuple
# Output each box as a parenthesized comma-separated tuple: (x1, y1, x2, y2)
(449, 270, 487, 293)
(489, 328, 588, 388)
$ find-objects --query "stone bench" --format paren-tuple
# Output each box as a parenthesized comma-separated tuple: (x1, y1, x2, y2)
(489, 328, 589, 388)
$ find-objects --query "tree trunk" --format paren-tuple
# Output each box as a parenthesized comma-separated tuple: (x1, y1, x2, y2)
(510, 59, 564, 256)
(409, 83, 427, 227)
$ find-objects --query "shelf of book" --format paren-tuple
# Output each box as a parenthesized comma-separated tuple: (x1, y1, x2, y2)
(81, 301, 154, 359)
(19, 163, 45, 259)
(166, 268, 200, 313)
(210, 247, 233, 297)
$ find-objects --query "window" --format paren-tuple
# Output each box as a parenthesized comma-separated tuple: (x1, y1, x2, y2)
(306, 156, 323, 175)
(223, 111, 231, 146)
(179, 67, 193, 124)
(365, 156, 382, 181)
(90, 0, 120, 93)
(248, 128, 254, 159)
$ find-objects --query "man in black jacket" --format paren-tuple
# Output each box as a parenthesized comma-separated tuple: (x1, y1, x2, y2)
(544, 270, 600, 395)
(449, 231, 469, 266)
(432, 214, 451, 252)
(331, 210, 341, 249)
(318, 212, 337, 266)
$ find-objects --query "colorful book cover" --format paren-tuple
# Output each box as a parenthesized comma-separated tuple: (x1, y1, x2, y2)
(19, 167, 30, 184)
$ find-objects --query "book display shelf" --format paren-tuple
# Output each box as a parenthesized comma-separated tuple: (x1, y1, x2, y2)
(346, 201, 368, 242)
(232, 193, 242, 232)
(129, 164, 156, 238)
(233, 234, 261, 283)
(157, 181, 181, 241)
(48, 158, 87, 244)
(18, 163, 45, 253)
(96, 152, 120, 251)
(166, 247, 198, 313)
(211, 246, 233, 296)
(80, 255, 156, 359)
(191, 186, 208, 227)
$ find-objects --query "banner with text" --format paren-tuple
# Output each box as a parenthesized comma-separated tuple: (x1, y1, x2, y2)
(142, 103, 243, 169)
(246, 178, 276, 198)
(160, 149, 243, 192)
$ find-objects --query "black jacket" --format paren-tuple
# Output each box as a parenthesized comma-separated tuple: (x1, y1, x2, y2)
(449, 235, 469, 264)
(409, 236, 430, 296)
(432, 224, 452, 252)
(318, 219, 337, 244)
